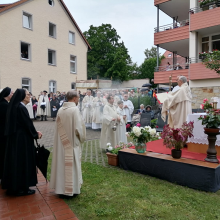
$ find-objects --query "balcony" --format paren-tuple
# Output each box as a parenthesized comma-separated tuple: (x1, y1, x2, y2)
(155, 0, 190, 21)
(190, 58, 220, 80)
(190, 4, 220, 32)
(154, 62, 189, 84)
(154, 24, 189, 57)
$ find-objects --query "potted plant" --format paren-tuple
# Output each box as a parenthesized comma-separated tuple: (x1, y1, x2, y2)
(199, 0, 218, 10)
(199, 52, 208, 60)
(106, 142, 133, 166)
(127, 125, 160, 153)
(198, 98, 220, 163)
(161, 122, 194, 159)
(202, 50, 220, 74)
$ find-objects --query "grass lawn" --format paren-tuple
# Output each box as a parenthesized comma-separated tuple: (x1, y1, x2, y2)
(47, 142, 220, 220)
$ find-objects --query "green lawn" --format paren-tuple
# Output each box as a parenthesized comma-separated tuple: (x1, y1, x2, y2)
(47, 142, 220, 220)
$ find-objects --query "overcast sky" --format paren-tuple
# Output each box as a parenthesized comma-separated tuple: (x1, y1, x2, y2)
(3, 0, 172, 65)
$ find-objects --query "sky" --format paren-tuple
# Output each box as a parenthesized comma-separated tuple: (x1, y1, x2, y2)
(2, 0, 172, 65)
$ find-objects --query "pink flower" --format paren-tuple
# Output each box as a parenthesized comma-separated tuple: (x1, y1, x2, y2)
(200, 104, 204, 109)
(126, 124, 131, 129)
(136, 123, 141, 127)
(203, 98, 208, 103)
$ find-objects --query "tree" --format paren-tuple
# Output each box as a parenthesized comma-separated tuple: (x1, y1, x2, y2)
(83, 24, 132, 81)
(144, 46, 159, 60)
(139, 57, 157, 80)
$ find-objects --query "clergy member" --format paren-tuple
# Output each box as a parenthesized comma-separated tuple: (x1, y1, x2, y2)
(50, 90, 86, 197)
(0, 87, 14, 181)
(26, 95, 34, 119)
(92, 91, 104, 129)
(162, 76, 192, 128)
(100, 95, 120, 149)
(82, 90, 94, 128)
(117, 101, 127, 144)
(2, 89, 42, 196)
(122, 93, 134, 131)
(37, 90, 50, 121)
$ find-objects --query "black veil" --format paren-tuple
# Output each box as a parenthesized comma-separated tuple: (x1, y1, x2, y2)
(5, 89, 26, 136)
(0, 87, 11, 102)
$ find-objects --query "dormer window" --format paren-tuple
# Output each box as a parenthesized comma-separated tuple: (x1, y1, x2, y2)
(49, 0, 54, 6)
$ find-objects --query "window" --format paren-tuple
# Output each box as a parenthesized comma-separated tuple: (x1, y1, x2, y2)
(212, 34, 220, 51)
(49, 81, 56, 93)
(202, 37, 209, 52)
(70, 55, 76, 73)
(69, 32, 75, 44)
(23, 12, 32, 29)
(168, 54, 172, 58)
(48, 49, 56, 65)
(48, 0, 54, 6)
(22, 78, 31, 91)
(71, 83, 76, 89)
(21, 42, 31, 60)
(49, 23, 56, 38)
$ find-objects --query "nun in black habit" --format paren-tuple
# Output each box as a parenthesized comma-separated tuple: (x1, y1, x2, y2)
(0, 87, 13, 180)
(2, 89, 42, 196)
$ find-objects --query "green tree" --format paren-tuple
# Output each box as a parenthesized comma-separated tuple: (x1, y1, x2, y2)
(84, 24, 132, 81)
(144, 46, 160, 59)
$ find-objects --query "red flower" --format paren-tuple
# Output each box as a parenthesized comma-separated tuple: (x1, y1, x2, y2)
(156, 125, 159, 128)
(126, 124, 131, 128)
(203, 98, 208, 103)
(136, 123, 141, 127)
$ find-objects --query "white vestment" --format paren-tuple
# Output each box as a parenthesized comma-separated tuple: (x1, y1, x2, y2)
(26, 98, 34, 119)
(50, 102, 86, 196)
(162, 82, 192, 129)
(113, 96, 120, 108)
(122, 100, 134, 122)
(117, 107, 127, 144)
(82, 95, 94, 127)
(92, 97, 104, 129)
(37, 95, 50, 116)
(100, 103, 120, 149)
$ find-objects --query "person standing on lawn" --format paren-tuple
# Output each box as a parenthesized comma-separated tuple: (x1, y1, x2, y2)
(50, 90, 86, 197)
(117, 101, 127, 144)
(100, 95, 120, 149)
(122, 93, 134, 132)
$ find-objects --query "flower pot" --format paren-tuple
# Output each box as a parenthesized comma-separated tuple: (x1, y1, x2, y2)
(204, 128, 220, 163)
(171, 149, 182, 159)
(134, 142, 146, 153)
(106, 152, 119, 166)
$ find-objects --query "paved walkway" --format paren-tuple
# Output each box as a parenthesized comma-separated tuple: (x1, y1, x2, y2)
(0, 172, 78, 220)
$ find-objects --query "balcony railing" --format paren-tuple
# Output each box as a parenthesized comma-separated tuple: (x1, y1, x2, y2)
(154, 19, 189, 33)
(155, 62, 189, 72)
(190, 1, 220, 14)
(189, 57, 203, 63)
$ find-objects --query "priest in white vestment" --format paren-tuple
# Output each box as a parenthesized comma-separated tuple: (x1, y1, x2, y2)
(100, 95, 121, 149)
(26, 98, 34, 119)
(117, 101, 127, 144)
(50, 90, 86, 197)
(92, 92, 104, 129)
(122, 93, 134, 131)
(37, 90, 50, 121)
(82, 90, 94, 128)
(162, 76, 192, 129)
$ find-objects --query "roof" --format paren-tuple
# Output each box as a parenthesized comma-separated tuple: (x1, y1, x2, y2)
(0, 0, 91, 50)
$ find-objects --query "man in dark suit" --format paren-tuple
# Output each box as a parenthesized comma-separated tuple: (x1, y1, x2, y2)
(136, 104, 146, 114)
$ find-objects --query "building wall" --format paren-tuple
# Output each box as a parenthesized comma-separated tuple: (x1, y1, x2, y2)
(0, 0, 88, 96)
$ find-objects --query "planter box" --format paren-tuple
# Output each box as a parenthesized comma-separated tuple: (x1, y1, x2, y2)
(106, 152, 119, 166)
(200, 1, 220, 10)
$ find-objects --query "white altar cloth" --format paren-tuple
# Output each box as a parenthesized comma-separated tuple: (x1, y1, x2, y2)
(187, 113, 220, 146)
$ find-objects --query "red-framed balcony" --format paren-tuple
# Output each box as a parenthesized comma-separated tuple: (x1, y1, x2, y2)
(190, 3, 220, 32)
(190, 58, 220, 80)
(154, 62, 189, 84)
(154, 0, 170, 6)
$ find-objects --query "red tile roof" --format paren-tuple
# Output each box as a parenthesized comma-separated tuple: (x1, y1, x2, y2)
(0, 0, 91, 50)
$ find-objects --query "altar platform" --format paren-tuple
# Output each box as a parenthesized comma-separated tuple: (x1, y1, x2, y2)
(119, 145, 220, 192)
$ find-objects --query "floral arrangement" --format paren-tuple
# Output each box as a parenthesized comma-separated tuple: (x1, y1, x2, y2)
(198, 98, 220, 128)
(107, 142, 133, 155)
(127, 126, 160, 143)
(199, 0, 217, 7)
(161, 122, 194, 150)
(199, 50, 220, 74)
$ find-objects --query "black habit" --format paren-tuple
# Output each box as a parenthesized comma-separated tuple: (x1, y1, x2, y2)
(50, 99, 60, 118)
(2, 89, 38, 192)
(0, 87, 11, 179)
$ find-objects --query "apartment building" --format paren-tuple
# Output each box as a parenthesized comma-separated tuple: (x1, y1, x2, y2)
(154, 0, 220, 108)
(0, 0, 91, 96)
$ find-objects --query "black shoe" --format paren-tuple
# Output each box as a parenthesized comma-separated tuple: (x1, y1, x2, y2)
(44, 116, 47, 121)
(16, 189, 35, 196)
(59, 194, 78, 199)
(41, 115, 43, 121)
(6, 189, 15, 196)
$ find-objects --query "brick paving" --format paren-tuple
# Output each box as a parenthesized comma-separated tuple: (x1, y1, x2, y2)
(0, 171, 78, 220)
